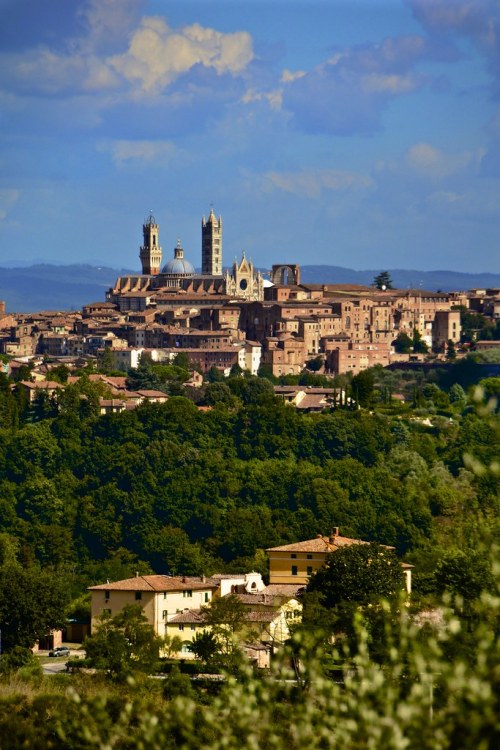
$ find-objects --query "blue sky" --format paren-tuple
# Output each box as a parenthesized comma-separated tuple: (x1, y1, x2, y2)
(1, 0, 499, 273)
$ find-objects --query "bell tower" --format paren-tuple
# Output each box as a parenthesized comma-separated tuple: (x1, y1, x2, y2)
(140, 212, 162, 275)
(201, 207, 222, 276)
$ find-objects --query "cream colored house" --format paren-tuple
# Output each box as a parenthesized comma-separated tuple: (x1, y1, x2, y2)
(89, 575, 217, 640)
(88, 571, 300, 661)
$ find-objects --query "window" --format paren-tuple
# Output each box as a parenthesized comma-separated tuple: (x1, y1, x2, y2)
(204, 593, 209, 603)
(291, 553, 297, 559)
(163, 611, 168, 620)
(104, 590, 110, 600)
(183, 590, 193, 598)
(307, 566, 313, 576)
(291, 565, 298, 576)
(190, 625, 196, 631)
(306, 554, 312, 560)
(178, 624, 184, 631)
(135, 591, 142, 601)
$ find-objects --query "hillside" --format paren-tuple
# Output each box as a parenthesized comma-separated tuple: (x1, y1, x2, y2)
(0, 263, 499, 312)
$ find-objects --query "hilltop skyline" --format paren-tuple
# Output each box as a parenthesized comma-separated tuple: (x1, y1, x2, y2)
(1, 0, 500, 273)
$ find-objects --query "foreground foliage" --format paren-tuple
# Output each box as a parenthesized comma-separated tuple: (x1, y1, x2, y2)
(0, 574, 498, 749)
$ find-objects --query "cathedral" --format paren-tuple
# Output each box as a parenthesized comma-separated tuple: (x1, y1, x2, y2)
(107, 209, 264, 307)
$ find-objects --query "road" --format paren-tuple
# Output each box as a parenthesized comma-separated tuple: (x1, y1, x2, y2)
(39, 649, 85, 675)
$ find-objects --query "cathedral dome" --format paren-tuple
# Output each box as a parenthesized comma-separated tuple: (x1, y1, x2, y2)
(161, 257, 195, 276)
(161, 240, 195, 277)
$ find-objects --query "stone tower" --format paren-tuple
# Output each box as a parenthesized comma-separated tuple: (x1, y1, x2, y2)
(201, 207, 222, 276)
(140, 213, 162, 275)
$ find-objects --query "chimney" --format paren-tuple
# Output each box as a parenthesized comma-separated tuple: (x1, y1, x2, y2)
(136, 571, 139, 577)
(202, 575, 206, 583)
(329, 527, 340, 544)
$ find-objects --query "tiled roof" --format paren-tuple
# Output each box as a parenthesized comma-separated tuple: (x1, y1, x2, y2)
(168, 609, 206, 624)
(89, 575, 217, 592)
(260, 584, 305, 597)
(19, 380, 61, 390)
(267, 534, 370, 554)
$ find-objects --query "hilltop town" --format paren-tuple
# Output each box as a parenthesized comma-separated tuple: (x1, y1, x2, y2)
(0, 208, 499, 395)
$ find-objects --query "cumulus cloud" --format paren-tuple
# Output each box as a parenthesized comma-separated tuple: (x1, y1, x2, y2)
(108, 17, 253, 94)
(97, 139, 177, 165)
(261, 168, 374, 198)
(0, 4, 253, 98)
(0, 189, 20, 221)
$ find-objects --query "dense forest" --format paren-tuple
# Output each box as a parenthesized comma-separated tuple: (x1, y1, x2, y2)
(0, 357, 498, 601)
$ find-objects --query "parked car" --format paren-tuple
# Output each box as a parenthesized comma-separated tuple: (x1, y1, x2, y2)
(48, 646, 71, 657)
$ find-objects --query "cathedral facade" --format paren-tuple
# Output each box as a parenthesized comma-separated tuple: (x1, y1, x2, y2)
(107, 209, 263, 306)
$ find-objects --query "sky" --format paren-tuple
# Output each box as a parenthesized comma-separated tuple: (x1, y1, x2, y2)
(1, 0, 500, 274)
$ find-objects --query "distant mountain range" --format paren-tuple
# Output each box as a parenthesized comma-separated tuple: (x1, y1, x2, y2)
(0, 263, 499, 313)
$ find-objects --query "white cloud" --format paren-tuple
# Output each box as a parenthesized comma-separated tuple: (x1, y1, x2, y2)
(405, 142, 479, 179)
(108, 17, 254, 94)
(281, 69, 306, 83)
(0, 9, 253, 98)
(261, 169, 374, 199)
(242, 87, 282, 110)
(97, 139, 177, 165)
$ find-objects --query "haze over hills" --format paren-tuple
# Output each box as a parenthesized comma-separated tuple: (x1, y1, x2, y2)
(0, 263, 499, 313)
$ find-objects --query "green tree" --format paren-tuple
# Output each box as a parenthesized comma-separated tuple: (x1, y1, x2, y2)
(435, 550, 494, 603)
(84, 604, 161, 678)
(446, 339, 457, 360)
(306, 356, 324, 372)
(412, 329, 428, 354)
(373, 271, 393, 290)
(0, 563, 69, 651)
(306, 544, 405, 609)
(199, 594, 247, 671)
(350, 369, 375, 408)
(393, 332, 412, 353)
(449, 383, 466, 404)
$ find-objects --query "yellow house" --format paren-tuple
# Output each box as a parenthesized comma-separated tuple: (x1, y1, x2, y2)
(164, 589, 303, 660)
(89, 574, 217, 640)
(267, 528, 412, 593)
(89, 572, 268, 655)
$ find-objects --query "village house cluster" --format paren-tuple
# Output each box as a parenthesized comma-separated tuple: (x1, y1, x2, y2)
(1, 208, 499, 385)
(88, 529, 412, 668)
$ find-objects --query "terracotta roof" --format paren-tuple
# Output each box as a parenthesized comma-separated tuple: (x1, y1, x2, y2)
(168, 609, 206, 624)
(89, 575, 217, 592)
(267, 534, 369, 554)
(19, 380, 61, 390)
(261, 584, 305, 597)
